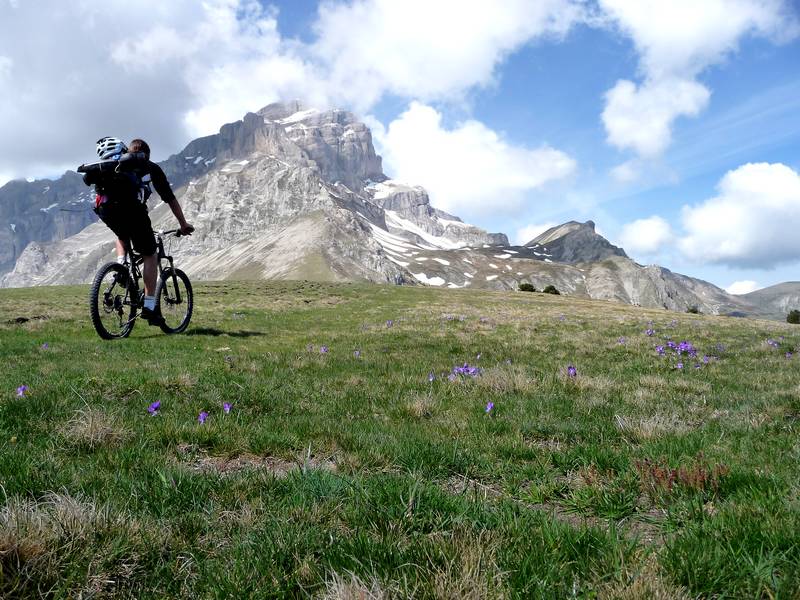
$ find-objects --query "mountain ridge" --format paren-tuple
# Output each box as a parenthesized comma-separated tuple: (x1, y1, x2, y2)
(1, 102, 797, 321)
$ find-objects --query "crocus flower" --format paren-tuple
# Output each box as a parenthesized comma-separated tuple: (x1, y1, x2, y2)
(694, 363, 701, 369)
(618, 337, 626, 345)
(16, 385, 28, 397)
(223, 402, 232, 414)
(320, 345, 329, 354)
(448, 373, 457, 382)
(428, 372, 435, 383)
(198, 411, 208, 424)
(786, 352, 793, 359)
(645, 329, 655, 337)
(452, 363, 480, 377)
(656, 345, 665, 356)
(386, 320, 393, 328)
(675, 362, 684, 370)
(41, 343, 49, 349)
(567, 365, 577, 378)
(485, 402, 494, 413)
(147, 401, 160, 416)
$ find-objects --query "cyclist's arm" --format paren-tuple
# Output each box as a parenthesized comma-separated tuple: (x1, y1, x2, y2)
(147, 162, 194, 234)
(147, 162, 177, 204)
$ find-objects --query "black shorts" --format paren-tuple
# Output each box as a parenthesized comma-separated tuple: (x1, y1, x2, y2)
(95, 199, 157, 256)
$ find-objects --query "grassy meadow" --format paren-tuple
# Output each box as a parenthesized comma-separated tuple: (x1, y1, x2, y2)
(1, 280, 799, 598)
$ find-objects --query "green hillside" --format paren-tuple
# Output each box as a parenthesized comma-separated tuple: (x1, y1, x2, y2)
(1, 281, 799, 598)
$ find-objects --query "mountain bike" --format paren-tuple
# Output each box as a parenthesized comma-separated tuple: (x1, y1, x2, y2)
(89, 230, 193, 339)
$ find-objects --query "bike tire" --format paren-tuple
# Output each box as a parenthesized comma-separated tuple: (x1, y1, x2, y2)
(89, 262, 136, 340)
(155, 267, 193, 334)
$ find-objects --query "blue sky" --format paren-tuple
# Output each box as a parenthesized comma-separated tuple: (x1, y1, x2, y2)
(1, 0, 799, 292)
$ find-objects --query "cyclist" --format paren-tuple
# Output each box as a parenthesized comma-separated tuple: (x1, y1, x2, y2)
(79, 137, 194, 326)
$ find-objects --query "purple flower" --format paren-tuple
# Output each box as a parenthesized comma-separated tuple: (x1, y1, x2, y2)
(320, 345, 329, 354)
(452, 363, 480, 377)
(386, 320, 393, 328)
(223, 402, 232, 414)
(479, 317, 489, 323)
(485, 402, 494, 413)
(645, 328, 655, 337)
(786, 352, 793, 359)
(428, 372, 435, 383)
(766, 339, 780, 349)
(354, 349, 361, 358)
(147, 401, 161, 416)
(694, 363, 701, 369)
(666, 341, 677, 350)
(618, 337, 626, 345)
(448, 373, 457, 382)
(41, 343, 49, 350)
(703, 355, 710, 364)
(675, 362, 684, 370)
(198, 411, 209, 424)
(656, 345, 665, 356)
(16, 385, 28, 397)
(567, 365, 577, 378)
(559, 314, 566, 322)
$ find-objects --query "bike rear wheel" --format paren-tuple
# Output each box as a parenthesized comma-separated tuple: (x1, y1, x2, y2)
(89, 262, 137, 340)
(156, 267, 193, 334)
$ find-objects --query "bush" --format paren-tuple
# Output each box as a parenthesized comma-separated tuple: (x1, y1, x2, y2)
(542, 285, 560, 295)
(686, 305, 700, 314)
(788, 309, 800, 324)
(519, 283, 536, 292)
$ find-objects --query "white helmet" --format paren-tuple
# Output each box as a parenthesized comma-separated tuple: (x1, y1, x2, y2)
(96, 136, 127, 159)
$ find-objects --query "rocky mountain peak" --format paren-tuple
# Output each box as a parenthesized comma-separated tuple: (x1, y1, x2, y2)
(527, 220, 626, 264)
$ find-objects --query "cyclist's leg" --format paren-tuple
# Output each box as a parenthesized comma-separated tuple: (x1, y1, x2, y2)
(127, 204, 159, 313)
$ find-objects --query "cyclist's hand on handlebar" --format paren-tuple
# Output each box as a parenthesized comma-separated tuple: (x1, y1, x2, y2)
(179, 223, 195, 236)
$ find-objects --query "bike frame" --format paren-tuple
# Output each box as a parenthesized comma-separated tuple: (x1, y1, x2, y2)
(123, 229, 183, 310)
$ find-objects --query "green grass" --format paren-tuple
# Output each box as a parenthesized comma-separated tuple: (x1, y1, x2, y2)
(1, 280, 799, 598)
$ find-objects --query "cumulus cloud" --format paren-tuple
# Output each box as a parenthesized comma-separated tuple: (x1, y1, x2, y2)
(312, 0, 582, 110)
(598, 0, 798, 158)
(515, 223, 558, 245)
(0, 0, 586, 182)
(371, 102, 576, 217)
(681, 162, 800, 268)
(726, 280, 761, 294)
(603, 77, 709, 157)
(619, 215, 674, 255)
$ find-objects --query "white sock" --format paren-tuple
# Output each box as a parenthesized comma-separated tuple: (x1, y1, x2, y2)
(144, 296, 156, 310)
(117, 255, 125, 264)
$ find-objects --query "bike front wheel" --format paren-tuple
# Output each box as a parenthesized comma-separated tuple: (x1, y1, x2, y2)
(89, 262, 136, 340)
(155, 267, 193, 334)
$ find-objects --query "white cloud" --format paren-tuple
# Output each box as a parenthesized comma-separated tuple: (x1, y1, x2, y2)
(681, 162, 800, 268)
(372, 102, 576, 217)
(0, 0, 587, 181)
(726, 280, 761, 294)
(598, 0, 798, 157)
(312, 0, 583, 110)
(619, 215, 674, 255)
(610, 160, 640, 183)
(603, 77, 710, 157)
(515, 223, 558, 245)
